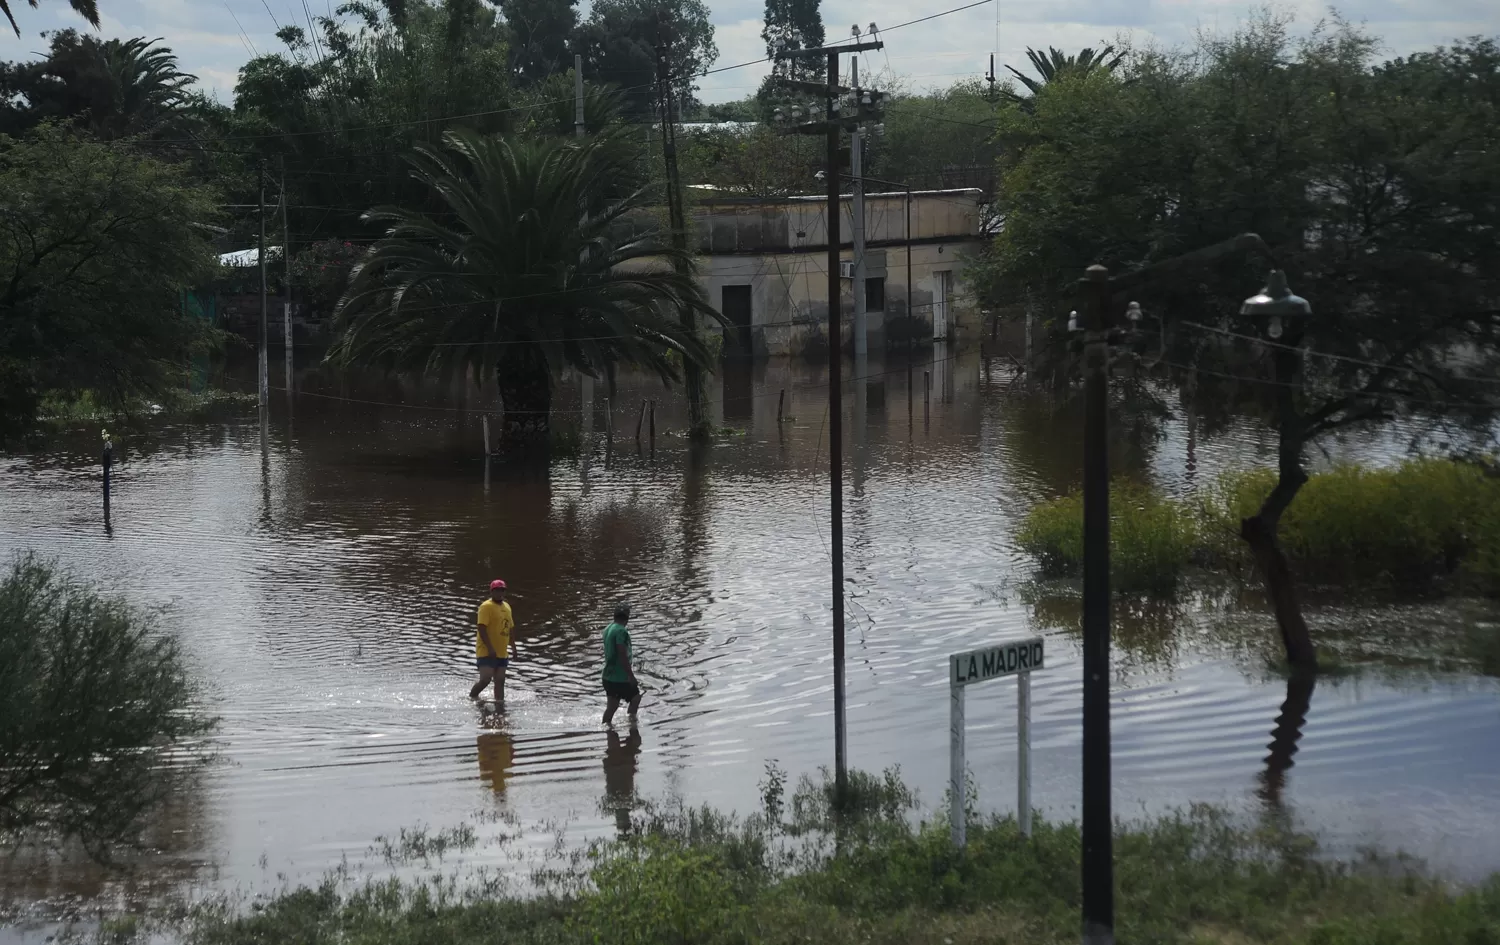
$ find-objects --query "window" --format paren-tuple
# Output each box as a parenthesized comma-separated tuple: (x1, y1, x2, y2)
(865, 277, 885, 312)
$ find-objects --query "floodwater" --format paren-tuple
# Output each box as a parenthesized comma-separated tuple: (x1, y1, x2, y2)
(3, 347, 1500, 923)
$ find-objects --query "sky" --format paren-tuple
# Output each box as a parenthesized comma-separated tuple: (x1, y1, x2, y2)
(0, 0, 1496, 104)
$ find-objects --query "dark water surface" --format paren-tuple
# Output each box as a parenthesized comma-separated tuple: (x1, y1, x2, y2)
(3, 349, 1500, 920)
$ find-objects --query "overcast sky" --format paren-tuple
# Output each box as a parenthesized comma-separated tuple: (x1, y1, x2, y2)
(0, 0, 1495, 104)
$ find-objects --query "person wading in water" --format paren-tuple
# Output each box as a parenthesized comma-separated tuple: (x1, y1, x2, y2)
(471, 579, 515, 710)
(601, 603, 641, 725)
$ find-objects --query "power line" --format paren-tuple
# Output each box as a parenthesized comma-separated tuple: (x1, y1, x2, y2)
(1180, 319, 1500, 386)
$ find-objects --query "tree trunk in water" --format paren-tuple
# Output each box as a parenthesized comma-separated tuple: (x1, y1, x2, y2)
(1240, 513, 1317, 670)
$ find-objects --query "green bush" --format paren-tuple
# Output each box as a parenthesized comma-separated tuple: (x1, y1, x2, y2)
(1022, 460, 1500, 596)
(0, 554, 216, 857)
(1017, 482, 1198, 593)
(1204, 460, 1500, 588)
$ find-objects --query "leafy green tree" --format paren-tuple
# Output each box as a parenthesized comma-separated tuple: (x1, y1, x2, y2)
(0, 554, 215, 857)
(0, 126, 220, 440)
(573, 0, 716, 117)
(330, 129, 724, 433)
(678, 123, 819, 196)
(498, 0, 578, 84)
(225, 0, 517, 247)
(984, 15, 1500, 668)
(0, 0, 96, 36)
(756, 0, 823, 108)
(869, 79, 999, 189)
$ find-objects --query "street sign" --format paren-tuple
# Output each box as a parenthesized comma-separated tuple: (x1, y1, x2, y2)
(951, 638, 1045, 687)
(949, 636, 1045, 847)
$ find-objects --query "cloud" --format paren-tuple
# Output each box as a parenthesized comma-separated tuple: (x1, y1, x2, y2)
(0, 0, 1494, 103)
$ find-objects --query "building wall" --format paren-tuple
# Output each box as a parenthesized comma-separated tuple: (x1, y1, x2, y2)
(690, 189, 985, 357)
(698, 240, 982, 358)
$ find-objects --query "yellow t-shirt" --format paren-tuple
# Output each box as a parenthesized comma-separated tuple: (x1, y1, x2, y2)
(476, 599, 514, 658)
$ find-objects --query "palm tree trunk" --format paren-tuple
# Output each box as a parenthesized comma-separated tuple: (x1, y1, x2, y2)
(497, 351, 551, 443)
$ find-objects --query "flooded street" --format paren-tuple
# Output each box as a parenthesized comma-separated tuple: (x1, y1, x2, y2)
(3, 348, 1500, 918)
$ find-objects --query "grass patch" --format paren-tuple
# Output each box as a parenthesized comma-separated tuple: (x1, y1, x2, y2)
(1019, 460, 1500, 597)
(110, 768, 1500, 945)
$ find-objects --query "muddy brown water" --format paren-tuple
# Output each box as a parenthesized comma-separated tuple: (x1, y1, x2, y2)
(3, 348, 1500, 923)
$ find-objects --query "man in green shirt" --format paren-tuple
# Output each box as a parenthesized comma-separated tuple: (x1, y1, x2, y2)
(602, 603, 641, 725)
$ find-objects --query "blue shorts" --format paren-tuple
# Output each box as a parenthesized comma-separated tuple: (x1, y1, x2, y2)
(477, 657, 510, 670)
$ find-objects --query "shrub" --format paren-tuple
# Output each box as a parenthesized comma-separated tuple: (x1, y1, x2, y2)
(1023, 460, 1500, 596)
(1017, 483, 1197, 593)
(1204, 460, 1500, 587)
(0, 554, 216, 857)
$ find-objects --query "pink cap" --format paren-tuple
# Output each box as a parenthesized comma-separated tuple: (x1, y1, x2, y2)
(490, 579, 507, 590)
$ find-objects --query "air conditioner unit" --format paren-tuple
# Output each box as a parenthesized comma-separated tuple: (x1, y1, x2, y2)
(839, 261, 855, 279)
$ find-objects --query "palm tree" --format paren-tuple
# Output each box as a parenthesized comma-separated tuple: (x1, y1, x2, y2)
(1002, 44, 1127, 111)
(1, 0, 98, 36)
(98, 37, 195, 138)
(331, 128, 724, 436)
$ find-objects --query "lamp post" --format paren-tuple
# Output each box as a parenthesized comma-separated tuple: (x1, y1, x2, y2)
(1071, 232, 1287, 945)
(1238, 268, 1317, 671)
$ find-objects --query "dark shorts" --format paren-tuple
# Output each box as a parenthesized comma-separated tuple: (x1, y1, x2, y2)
(477, 657, 510, 670)
(603, 679, 640, 702)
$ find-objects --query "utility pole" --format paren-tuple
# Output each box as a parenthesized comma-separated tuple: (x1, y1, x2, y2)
(851, 58, 867, 358)
(775, 31, 884, 806)
(654, 16, 705, 436)
(258, 161, 269, 444)
(1080, 265, 1114, 945)
(574, 54, 585, 138)
(280, 156, 292, 403)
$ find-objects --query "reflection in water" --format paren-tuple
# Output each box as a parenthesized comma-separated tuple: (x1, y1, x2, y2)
(603, 727, 642, 835)
(477, 731, 515, 795)
(720, 361, 754, 425)
(1259, 673, 1316, 810)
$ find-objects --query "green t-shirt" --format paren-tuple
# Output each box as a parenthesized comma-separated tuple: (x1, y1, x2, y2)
(602, 622, 633, 683)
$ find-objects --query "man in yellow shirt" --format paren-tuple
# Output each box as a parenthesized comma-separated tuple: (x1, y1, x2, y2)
(470, 579, 516, 709)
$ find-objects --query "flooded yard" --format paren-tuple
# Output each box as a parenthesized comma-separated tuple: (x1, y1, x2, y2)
(3, 349, 1499, 923)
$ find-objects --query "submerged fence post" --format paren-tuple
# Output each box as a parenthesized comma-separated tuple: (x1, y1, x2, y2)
(636, 399, 646, 442)
(482, 414, 491, 457)
(777, 389, 785, 424)
(649, 400, 656, 451)
(102, 431, 113, 527)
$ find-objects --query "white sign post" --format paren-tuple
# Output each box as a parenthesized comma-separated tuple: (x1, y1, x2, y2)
(948, 637, 1045, 847)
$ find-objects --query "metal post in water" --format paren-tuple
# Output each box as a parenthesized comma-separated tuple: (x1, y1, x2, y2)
(648, 399, 656, 452)
(482, 414, 491, 457)
(636, 399, 646, 442)
(777, 389, 785, 424)
(257, 162, 269, 451)
(101, 432, 113, 528)
(1080, 264, 1115, 945)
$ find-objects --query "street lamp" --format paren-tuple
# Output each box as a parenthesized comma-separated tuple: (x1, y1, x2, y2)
(1240, 270, 1310, 341)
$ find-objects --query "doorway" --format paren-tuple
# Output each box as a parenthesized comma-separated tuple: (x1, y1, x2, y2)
(932, 271, 953, 339)
(722, 284, 753, 357)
